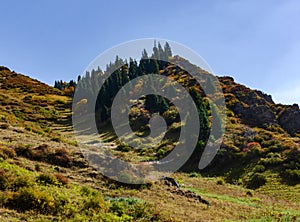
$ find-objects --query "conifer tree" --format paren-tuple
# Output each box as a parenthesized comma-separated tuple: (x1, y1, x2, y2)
(164, 42, 172, 59)
(129, 58, 138, 79)
(157, 42, 164, 60)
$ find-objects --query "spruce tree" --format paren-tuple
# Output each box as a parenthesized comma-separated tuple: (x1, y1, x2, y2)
(164, 42, 172, 59)
(129, 58, 138, 79)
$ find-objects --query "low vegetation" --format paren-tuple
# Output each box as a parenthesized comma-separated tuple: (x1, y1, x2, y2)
(0, 45, 299, 221)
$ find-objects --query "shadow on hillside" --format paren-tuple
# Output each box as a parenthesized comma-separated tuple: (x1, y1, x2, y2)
(52, 116, 73, 127)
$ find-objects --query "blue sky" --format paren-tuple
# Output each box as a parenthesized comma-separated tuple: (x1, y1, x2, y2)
(0, 0, 300, 104)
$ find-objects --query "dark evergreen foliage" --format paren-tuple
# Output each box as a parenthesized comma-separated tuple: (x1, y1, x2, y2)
(56, 42, 210, 167)
(54, 80, 77, 91)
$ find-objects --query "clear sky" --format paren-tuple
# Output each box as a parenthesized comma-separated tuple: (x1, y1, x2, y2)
(0, 0, 299, 105)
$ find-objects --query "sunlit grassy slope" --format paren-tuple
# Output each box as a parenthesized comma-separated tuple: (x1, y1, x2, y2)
(0, 66, 299, 221)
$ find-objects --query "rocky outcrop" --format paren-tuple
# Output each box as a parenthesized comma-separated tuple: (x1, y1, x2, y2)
(220, 77, 277, 127)
(0, 66, 10, 72)
(254, 90, 274, 104)
(242, 105, 277, 127)
(219, 76, 300, 135)
(171, 189, 210, 205)
(161, 176, 210, 205)
(278, 104, 300, 136)
(161, 176, 180, 188)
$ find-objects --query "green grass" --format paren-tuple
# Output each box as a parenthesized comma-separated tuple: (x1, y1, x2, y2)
(186, 187, 261, 207)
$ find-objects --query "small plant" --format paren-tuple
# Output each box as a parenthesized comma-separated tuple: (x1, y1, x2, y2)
(260, 152, 283, 166)
(0, 169, 10, 190)
(54, 174, 69, 186)
(32, 144, 50, 161)
(189, 172, 201, 178)
(246, 173, 267, 189)
(36, 173, 57, 186)
(6, 187, 55, 213)
(116, 143, 132, 152)
(83, 191, 108, 213)
(0, 146, 16, 160)
(51, 137, 61, 142)
(253, 164, 265, 173)
(80, 186, 93, 196)
(216, 178, 226, 185)
(12, 176, 31, 191)
(48, 148, 71, 167)
(34, 163, 41, 171)
(15, 145, 33, 158)
(106, 197, 158, 220)
(285, 169, 300, 184)
(246, 190, 254, 197)
(156, 148, 166, 158)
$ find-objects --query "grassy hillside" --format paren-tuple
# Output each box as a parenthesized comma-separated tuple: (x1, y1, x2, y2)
(0, 66, 299, 221)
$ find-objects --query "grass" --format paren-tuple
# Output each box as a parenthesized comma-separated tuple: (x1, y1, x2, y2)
(0, 67, 300, 221)
(172, 174, 300, 221)
(185, 187, 262, 207)
(0, 158, 163, 221)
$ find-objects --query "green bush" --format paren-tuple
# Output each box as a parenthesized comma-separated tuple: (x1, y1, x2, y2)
(0, 169, 11, 190)
(36, 173, 57, 186)
(83, 191, 108, 214)
(261, 139, 276, 148)
(268, 143, 285, 152)
(34, 163, 41, 171)
(246, 190, 254, 197)
(0, 191, 13, 208)
(116, 143, 132, 152)
(253, 135, 264, 143)
(162, 106, 179, 125)
(0, 168, 31, 191)
(189, 172, 201, 178)
(12, 176, 31, 191)
(265, 124, 285, 134)
(246, 173, 267, 189)
(216, 178, 226, 185)
(107, 197, 158, 221)
(156, 148, 166, 159)
(6, 187, 55, 213)
(253, 164, 265, 173)
(260, 153, 283, 166)
(80, 185, 93, 196)
(285, 169, 300, 184)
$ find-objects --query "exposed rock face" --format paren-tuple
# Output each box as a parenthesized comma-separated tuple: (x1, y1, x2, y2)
(171, 59, 299, 135)
(278, 104, 300, 136)
(219, 76, 300, 135)
(254, 90, 274, 104)
(242, 105, 277, 127)
(219, 77, 277, 127)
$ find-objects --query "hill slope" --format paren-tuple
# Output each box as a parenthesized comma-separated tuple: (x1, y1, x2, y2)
(0, 66, 299, 221)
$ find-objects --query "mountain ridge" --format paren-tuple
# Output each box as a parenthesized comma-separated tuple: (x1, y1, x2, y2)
(169, 56, 300, 136)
